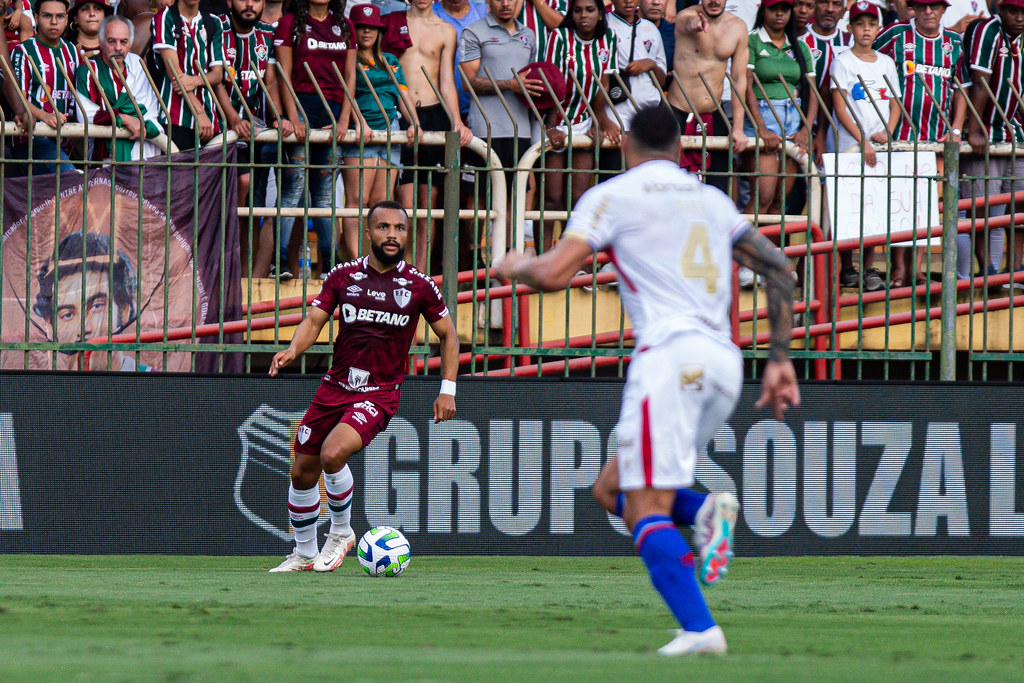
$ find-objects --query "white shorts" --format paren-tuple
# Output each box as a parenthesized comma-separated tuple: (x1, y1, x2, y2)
(616, 332, 743, 491)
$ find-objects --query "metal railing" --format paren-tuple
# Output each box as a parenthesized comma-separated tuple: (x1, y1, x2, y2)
(3, 51, 1024, 381)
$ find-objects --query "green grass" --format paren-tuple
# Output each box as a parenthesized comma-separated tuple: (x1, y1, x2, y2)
(1, 556, 1022, 681)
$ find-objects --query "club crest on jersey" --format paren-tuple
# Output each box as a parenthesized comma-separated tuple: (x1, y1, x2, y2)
(297, 425, 311, 444)
(598, 48, 609, 64)
(351, 271, 368, 281)
(644, 39, 652, 51)
(519, 35, 530, 46)
(810, 46, 821, 59)
(394, 287, 411, 308)
(256, 43, 269, 61)
(942, 41, 953, 55)
(349, 367, 370, 388)
(332, 24, 342, 35)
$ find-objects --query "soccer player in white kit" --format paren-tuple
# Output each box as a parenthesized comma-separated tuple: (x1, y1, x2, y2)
(497, 104, 800, 656)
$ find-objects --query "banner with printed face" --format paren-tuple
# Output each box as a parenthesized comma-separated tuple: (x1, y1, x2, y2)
(0, 374, 1022, 556)
(0, 147, 241, 372)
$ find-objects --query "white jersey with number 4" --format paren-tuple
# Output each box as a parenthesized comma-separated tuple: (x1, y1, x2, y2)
(563, 159, 748, 349)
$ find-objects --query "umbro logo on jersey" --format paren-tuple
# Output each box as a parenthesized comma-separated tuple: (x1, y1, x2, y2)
(347, 284, 362, 296)
(351, 272, 368, 280)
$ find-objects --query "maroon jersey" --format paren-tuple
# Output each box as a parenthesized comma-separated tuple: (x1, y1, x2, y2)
(274, 12, 355, 102)
(312, 257, 449, 391)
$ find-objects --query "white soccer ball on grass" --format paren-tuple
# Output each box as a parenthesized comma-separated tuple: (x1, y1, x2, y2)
(357, 526, 411, 577)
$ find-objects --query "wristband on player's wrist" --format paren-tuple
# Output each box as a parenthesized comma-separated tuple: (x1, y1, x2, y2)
(439, 379, 456, 396)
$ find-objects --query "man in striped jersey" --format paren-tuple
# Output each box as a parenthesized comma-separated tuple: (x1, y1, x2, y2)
(9, 0, 79, 175)
(804, 0, 851, 164)
(152, 0, 225, 150)
(76, 14, 164, 161)
(213, 0, 291, 276)
(959, 0, 1024, 280)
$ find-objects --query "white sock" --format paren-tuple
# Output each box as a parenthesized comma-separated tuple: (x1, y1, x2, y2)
(324, 466, 354, 537)
(990, 228, 1005, 272)
(288, 484, 321, 557)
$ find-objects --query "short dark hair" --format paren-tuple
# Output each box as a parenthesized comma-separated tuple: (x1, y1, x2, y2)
(32, 230, 137, 330)
(628, 105, 680, 155)
(34, 0, 69, 14)
(366, 200, 409, 225)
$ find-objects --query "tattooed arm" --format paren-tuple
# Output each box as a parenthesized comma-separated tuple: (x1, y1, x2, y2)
(732, 226, 801, 418)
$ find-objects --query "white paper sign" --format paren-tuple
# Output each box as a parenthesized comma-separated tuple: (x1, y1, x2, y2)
(822, 152, 941, 247)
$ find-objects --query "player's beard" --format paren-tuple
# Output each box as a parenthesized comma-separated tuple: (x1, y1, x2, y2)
(372, 241, 406, 265)
(232, 10, 260, 31)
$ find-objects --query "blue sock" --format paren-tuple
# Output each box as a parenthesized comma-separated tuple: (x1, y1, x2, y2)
(672, 489, 707, 526)
(634, 514, 715, 633)
(615, 490, 706, 526)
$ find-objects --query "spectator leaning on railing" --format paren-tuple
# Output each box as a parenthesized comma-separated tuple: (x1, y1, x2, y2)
(874, 0, 969, 288)
(517, 0, 565, 59)
(213, 0, 292, 277)
(603, 0, 666, 174)
(667, 0, 749, 194)
(542, 0, 620, 244)
(959, 0, 1024, 281)
(802, 0, 853, 164)
(10, 0, 80, 176)
(274, 0, 361, 272)
(76, 14, 164, 160)
(742, 0, 817, 218)
(151, 0, 225, 150)
(340, 4, 418, 260)
(460, 0, 541, 249)
(395, 0, 472, 274)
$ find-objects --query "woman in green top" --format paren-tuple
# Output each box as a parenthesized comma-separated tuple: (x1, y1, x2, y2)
(742, 0, 816, 218)
(341, 4, 420, 260)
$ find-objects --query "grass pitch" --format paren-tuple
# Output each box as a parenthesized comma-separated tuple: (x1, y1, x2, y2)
(0, 556, 1022, 682)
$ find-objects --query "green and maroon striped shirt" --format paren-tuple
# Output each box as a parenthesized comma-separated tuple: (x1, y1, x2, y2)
(10, 37, 79, 116)
(152, 6, 225, 131)
(874, 20, 969, 142)
(545, 27, 618, 126)
(964, 15, 1023, 144)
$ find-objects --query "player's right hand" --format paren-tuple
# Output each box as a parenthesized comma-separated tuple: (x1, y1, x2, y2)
(269, 349, 296, 377)
(755, 359, 800, 420)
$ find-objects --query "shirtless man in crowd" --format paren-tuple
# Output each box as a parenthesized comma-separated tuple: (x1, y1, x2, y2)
(396, 0, 473, 273)
(667, 0, 748, 193)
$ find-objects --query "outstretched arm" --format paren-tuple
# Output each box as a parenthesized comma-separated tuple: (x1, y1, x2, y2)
(731, 226, 800, 418)
(269, 307, 331, 375)
(495, 235, 594, 291)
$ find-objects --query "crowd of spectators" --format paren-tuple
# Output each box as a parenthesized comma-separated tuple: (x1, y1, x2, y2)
(0, 0, 1017, 289)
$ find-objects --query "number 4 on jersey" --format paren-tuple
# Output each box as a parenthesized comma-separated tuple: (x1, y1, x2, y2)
(680, 222, 720, 293)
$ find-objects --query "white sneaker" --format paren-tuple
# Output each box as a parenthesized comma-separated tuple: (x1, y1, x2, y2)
(313, 532, 356, 572)
(658, 625, 727, 656)
(695, 492, 740, 586)
(268, 551, 316, 573)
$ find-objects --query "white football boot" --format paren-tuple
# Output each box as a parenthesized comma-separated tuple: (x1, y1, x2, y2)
(694, 492, 740, 586)
(658, 625, 727, 656)
(313, 532, 357, 572)
(268, 551, 316, 573)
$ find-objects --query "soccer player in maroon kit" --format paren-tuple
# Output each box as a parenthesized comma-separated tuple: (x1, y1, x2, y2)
(267, 200, 459, 573)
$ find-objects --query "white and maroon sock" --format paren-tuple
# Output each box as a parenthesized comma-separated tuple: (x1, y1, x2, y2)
(323, 465, 354, 537)
(288, 484, 321, 557)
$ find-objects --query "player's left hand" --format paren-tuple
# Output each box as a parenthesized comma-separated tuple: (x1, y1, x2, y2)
(433, 394, 456, 423)
(269, 348, 296, 377)
(755, 359, 800, 420)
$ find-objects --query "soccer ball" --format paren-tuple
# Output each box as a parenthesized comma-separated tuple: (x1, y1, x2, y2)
(357, 526, 411, 577)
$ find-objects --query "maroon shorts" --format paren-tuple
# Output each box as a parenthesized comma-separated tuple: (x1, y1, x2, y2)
(293, 381, 401, 456)
(679, 112, 715, 174)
